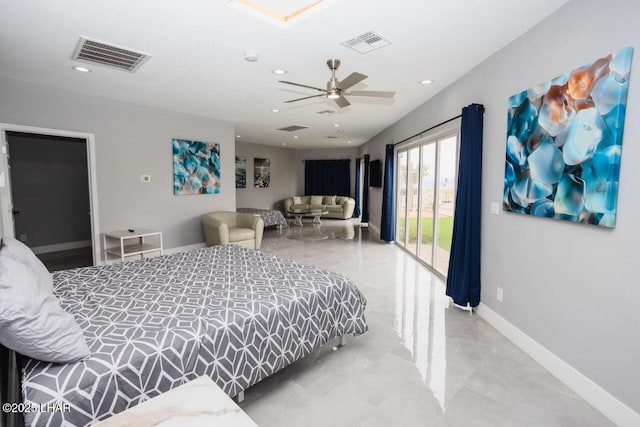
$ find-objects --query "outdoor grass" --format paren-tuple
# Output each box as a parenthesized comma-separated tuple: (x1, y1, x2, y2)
(398, 217, 453, 251)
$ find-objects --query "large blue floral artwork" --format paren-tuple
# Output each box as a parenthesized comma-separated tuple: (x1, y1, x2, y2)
(173, 138, 221, 195)
(503, 47, 633, 228)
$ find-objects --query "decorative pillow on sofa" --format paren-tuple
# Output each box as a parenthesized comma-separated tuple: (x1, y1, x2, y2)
(336, 196, 348, 205)
(323, 195, 337, 205)
(292, 196, 302, 204)
(0, 255, 90, 363)
(1, 237, 53, 293)
(310, 196, 324, 205)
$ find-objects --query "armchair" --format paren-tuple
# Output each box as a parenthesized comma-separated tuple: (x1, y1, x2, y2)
(201, 211, 264, 250)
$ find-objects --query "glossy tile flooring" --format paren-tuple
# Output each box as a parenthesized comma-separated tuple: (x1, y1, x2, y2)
(241, 220, 612, 427)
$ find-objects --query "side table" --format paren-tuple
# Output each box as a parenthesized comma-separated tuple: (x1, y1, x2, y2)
(103, 228, 163, 263)
(93, 376, 258, 427)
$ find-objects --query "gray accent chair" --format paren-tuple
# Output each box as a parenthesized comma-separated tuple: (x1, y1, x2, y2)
(202, 211, 264, 250)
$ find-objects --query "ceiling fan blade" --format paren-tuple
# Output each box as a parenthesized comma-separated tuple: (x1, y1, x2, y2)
(285, 94, 326, 103)
(347, 90, 395, 98)
(338, 72, 368, 90)
(279, 80, 326, 92)
(334, 95, 351, 108)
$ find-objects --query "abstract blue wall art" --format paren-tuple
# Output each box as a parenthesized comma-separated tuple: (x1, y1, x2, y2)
(235, 156, 246, 188)
(173, 138, 221, 195)
(503, 47, 633, 228)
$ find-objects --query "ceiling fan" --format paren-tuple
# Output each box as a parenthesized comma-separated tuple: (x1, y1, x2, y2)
(279, 59, 395, 108)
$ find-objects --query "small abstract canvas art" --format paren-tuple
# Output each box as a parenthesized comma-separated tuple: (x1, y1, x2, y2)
(235, 156, 246, 188)
(173, 138, 221, 195)
(254, 158, 270, 188)
(503, 47, 633, 228)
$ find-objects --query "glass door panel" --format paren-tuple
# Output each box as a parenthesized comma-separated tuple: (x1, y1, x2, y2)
(434, 136, 457, 274)
(396, 151, 408, 247)
(419, 144, 436, 265)
(406, 148, 420, 255)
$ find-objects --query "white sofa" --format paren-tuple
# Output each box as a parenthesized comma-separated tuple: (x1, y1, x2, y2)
(283, 195, 356, 220)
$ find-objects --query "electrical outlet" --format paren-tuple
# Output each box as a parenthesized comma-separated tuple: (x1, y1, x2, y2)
(19, 233, 27, 242)
(141, 175, 151, 183)
(497, 287, 504, 302)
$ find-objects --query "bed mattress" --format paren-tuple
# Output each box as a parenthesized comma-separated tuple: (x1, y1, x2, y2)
(236, 207, 288, 228)
(21, 245, 367, 426)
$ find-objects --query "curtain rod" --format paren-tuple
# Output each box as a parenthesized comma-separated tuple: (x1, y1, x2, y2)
(393, 114, 462, 146)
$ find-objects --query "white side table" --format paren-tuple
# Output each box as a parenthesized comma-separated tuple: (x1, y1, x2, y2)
(103, 228, 163, 262)
(93, 376, 258, 427)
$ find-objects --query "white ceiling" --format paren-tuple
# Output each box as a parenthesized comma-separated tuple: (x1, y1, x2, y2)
(0, 0, 570, 148)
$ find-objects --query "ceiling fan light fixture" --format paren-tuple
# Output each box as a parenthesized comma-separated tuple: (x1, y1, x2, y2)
(327, 91, 340, 99)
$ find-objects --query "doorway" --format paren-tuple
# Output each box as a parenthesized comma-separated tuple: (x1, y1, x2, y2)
(0, 124, 100, 269)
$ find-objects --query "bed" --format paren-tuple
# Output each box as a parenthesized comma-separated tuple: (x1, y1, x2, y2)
(236, 207, 288, 228)
(15, 244, 367, 426)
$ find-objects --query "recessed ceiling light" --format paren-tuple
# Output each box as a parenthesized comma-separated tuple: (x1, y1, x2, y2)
(347, 140, 352, 144)
(72, 65, 91, 73)
(333, 123, 340, 127)
(236, 135, 241, 138)
(293, 135, 299, 139)
(271, 108, 280, 113)
(282, 142, 287, 146)
(420, 79, 433, 85)
(272, 69, 287, 75)
(244, 50, 259, 62)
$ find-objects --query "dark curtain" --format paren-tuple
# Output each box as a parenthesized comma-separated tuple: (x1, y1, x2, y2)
(380, 144, 395, 241)
(304, 159, 351, 195)
(362, 155, 370, 223)
(354, 158, 361, 217)
(446, 103, 485, 307)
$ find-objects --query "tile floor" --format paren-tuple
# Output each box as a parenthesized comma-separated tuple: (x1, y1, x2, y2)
(240, 219, 612, 427)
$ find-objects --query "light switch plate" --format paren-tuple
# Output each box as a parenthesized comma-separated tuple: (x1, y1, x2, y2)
(141, 175, 151, 183)
(490, 202, 500, 215)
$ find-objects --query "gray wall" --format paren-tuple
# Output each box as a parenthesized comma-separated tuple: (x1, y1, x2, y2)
(235, 141, 296, 210)
(0, 77, 235, 252)
(361, 0, 640, 413)
(8, 133, 91, 248)
(295, 147, 360, 197)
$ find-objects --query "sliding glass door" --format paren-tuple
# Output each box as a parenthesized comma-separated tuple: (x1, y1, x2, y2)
(395, 129, 459, 276)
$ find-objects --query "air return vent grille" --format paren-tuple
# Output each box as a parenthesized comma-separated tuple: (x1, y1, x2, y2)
(277, 125, 309, 132)
(72, 37, 151, 72)
(341, 31, 390, 54)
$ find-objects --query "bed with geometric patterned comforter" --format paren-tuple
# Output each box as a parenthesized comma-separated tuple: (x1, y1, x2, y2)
(20, 245, 368, 426)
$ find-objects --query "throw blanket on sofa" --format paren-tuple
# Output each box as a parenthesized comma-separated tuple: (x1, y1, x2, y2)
(237, 207, 288, 228)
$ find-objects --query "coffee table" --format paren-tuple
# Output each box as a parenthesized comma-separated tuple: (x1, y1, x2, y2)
(290, 207, 329, 226)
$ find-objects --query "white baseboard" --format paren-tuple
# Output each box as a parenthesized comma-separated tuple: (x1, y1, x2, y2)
(476, 303, 640, 427)
(31, 239, 92, 254)
(164, 242, 206, 255)
(99, 242, 206, 265)
(368, 223, 380, 235)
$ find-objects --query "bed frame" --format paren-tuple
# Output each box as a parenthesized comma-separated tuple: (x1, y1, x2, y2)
(0, 345, 22, 427)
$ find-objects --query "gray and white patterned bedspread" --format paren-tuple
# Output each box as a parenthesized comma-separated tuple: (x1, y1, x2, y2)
(21, 245, 367, 426)
(237, 207, 288, 228)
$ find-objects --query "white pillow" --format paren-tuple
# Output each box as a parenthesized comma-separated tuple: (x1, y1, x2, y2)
(292, 196, 302, 204)
(310, 195, 324, 205)
(1, 238, 53, 293)
(0, 255, 90, 363)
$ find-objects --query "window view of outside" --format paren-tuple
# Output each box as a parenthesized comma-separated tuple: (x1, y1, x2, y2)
(396, 133, 458, 275)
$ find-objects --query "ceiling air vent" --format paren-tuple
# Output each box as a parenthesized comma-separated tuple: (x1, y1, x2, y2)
(317, 109, 336, 115)
(72, 37, 151, 72)
(341, 31, 390, 54)
(326, 136, 339, 139)
(278, 125, 309, 132)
